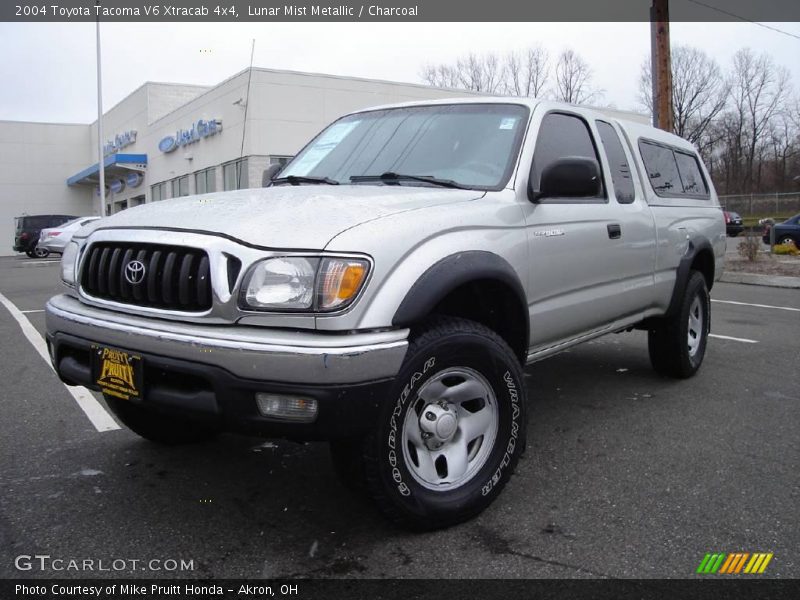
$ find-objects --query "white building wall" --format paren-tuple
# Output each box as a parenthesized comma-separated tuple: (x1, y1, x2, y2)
(0, 121, 94, 256)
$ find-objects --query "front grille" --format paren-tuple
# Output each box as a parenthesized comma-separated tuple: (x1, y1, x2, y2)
(80, 243, 212, 311)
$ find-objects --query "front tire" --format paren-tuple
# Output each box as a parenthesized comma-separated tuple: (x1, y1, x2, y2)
(360, 317, 527, 530)
(104, 395, 219, 445)
(648, 271, 710, 379)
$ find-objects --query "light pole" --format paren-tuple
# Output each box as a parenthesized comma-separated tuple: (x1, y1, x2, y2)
(95, 2, 106, 216)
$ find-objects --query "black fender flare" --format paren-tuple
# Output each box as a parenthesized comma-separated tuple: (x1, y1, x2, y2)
(392, 251, 529, 345)
(665, 236, 714, 318)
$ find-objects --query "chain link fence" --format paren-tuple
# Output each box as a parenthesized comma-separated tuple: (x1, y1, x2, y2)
(719, 192, 800, 218)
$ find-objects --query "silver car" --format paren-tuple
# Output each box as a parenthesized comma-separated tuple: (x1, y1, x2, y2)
(37, 216, 101, 255)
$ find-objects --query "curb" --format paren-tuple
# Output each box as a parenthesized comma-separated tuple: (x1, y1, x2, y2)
(720, 272, 800, 289)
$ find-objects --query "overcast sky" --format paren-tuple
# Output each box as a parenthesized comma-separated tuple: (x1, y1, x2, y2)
(1, 21, 799, 124)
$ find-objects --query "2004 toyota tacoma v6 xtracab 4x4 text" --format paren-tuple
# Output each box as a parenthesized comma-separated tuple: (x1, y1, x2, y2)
(46, 98, 725, 530)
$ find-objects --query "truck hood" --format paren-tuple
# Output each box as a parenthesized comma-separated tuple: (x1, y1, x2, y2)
(86, 185, 481, 249)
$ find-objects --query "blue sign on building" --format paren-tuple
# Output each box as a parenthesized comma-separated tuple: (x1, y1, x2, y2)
(158, 119, 222, 153)
(126, 172, 143, 188)
(109, 179, 125, 194)
(103, 130, 137, 156)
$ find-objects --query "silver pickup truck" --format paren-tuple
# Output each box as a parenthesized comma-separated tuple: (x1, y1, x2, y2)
(46, 98, 725, 530)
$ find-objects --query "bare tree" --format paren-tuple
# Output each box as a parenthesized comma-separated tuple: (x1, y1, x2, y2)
(421, 46, 550, 97)
(553, 49, 600, 105)
(457, 53, 503, 93)
(767, 112, 797, 191)
(420, 52, 504, 93)
(638, 45, 729, 144)
(728, 48, 790, 192)
(504, 46, 549, 97)
(420, 64, 461, 89)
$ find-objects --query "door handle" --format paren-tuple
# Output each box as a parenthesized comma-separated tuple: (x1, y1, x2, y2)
(607, 224, 622, 239)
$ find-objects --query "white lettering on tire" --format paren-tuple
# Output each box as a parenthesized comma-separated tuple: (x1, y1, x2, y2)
(481, 371, 520, 497)
(387, 357, 436, 497)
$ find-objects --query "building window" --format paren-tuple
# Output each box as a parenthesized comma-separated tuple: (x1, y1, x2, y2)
(151, 182, 167, 202)
(170, 175, 190, 198)
(194, 167, 216, 194)
(223, 158, 248, 191)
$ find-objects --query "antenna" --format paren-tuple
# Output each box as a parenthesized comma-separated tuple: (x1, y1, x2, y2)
(237, 39, 256, 190)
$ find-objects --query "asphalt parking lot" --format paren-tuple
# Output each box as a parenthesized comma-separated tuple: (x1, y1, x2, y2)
(0, 255, 798, 580)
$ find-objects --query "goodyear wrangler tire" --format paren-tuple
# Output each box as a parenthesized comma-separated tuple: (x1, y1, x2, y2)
(648, 270, 710, 379)
(104, 395, 219, 445)
(362, 316, 526, 530)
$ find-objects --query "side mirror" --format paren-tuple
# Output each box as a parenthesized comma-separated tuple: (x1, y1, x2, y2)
(262, 164, 283, 187)
(531, 157, 601, 201)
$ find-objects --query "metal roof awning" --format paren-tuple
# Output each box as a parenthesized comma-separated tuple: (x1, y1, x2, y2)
(67, 153, 147, 186)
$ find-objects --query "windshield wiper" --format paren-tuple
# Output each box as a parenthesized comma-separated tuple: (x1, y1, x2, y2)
(350, 172, 470, 189)
(272, 175, 339, 186)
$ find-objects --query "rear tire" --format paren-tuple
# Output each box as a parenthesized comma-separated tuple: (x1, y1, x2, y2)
(27, 247, 49, 258)
(778, 235, 797, 247)
(104, 395, 219, 445)
(648, 271, 710, 379)
(359, 316, 527, 530)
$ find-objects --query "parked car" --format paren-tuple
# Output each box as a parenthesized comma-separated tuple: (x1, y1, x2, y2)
(37, 216, 102, 255)
(762, 213, 800, 246)
(45, 98, 724, 530)
(14, 214, 78, 258)
(723, 211, 744, 236)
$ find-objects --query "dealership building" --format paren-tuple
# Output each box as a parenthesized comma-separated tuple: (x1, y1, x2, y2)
(1, 67, 477, 256)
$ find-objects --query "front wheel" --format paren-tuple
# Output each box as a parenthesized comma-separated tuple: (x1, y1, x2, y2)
(360, 317, 527, 530)
(104, 395, 220, 445)
(648, 271, 710, 378)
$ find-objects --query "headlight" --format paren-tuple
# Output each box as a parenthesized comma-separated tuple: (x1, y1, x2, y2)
(243, 257, 318, 310)
(61, 242, 80, 285)
(241, 256, 369, 312)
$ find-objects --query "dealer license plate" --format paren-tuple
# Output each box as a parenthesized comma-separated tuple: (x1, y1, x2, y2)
(91, 345, 144, 401)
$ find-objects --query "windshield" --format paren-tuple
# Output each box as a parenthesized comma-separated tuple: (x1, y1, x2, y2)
(280, 103, 529, 190)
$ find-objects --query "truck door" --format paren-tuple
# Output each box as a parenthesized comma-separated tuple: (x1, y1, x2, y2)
(521, 112, 655, 348)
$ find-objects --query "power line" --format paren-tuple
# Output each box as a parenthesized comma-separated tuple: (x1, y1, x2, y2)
(684, 0, 800, 41)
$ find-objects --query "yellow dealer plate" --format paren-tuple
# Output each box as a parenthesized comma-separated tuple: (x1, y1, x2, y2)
(91, 345, 144, 402)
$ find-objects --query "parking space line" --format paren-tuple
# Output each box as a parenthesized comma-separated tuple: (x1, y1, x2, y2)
(21, 309, 45, 313)
(712, 299, 800, 313)
(0, 291, 120, 432)
(709, 333, 759, 344)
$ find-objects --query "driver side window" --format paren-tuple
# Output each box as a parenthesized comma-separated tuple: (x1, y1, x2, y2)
(530, 113, 604, 200)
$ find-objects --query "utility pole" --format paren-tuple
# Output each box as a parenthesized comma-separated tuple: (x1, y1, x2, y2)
(650, 0, 674, 132)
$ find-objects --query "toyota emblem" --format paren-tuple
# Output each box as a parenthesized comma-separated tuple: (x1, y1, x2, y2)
(124, 260, 146, 285)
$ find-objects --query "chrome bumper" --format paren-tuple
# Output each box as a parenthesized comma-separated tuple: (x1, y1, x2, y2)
(46, 294, 408, 385)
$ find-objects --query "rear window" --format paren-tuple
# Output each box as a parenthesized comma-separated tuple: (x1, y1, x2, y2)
(674, 151, 709, 197)
(639, 140, 709, 199)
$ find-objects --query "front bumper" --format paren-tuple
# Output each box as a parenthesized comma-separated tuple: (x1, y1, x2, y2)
(46, 294, 409, 439)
